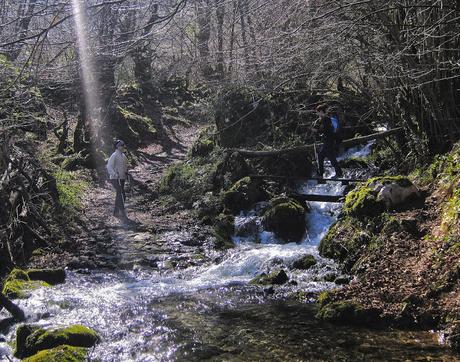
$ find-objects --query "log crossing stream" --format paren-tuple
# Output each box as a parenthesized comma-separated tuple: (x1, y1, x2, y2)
(1, 143, 457, 361)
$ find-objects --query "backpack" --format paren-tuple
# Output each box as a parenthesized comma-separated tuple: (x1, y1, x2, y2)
(330, 116, 340, 134)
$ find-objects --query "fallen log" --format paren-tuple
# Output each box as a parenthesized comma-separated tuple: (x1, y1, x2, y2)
(233, 128, 403, 158)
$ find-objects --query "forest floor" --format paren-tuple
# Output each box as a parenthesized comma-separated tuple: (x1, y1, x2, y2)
(30, 120, 213, 272)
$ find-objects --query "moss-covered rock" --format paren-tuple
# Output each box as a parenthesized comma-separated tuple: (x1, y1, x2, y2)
(250, 269, 289, 285)
(292, 254, 317, 270)
(316, 300, 380, 325)
(344, 176, 417, 217)
(191, 138, 214, 157)
(26, 269, 66, 285)
(213, 214, 235, 250)
(262, 197, 306, 242)
(343, 185, 384, 217)
(1, 269, 55, 299)
(15, 324, 100, 358)
(222, 177, 268, 214)
(22, 345, 88, 362)
(318, 217, 373, 270)
(212, 152, 251, 191)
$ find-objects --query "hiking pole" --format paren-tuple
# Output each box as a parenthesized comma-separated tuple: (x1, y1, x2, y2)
(313, 136, 320, 176)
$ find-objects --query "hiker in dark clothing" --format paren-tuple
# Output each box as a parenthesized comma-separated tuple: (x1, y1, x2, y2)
(315, 104, 343, 178)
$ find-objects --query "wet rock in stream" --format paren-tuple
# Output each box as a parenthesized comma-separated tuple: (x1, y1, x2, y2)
(262, 197, 307, 243)
(250, 269, 289, 286)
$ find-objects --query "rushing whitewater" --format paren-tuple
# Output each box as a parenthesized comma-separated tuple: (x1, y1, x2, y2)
(3, 143, 451, 361)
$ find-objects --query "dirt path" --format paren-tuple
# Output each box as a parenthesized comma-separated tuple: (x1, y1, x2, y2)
(60, 122, 211, 271)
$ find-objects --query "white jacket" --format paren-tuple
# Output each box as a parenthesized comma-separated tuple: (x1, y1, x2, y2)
(106, 149, 128, 179)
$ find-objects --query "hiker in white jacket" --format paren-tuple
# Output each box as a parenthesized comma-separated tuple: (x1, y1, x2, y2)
(107, 140, 128, 218)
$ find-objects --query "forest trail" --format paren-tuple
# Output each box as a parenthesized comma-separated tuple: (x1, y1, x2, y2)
(71, 122, 210, 270)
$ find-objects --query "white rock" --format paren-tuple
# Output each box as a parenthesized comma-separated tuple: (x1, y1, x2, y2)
(377, 182, 419, 207)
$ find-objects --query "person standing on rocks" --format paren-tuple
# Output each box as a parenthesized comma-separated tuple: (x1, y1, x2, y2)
(107, 139, 129, 218)
(315, 104, 343, 179)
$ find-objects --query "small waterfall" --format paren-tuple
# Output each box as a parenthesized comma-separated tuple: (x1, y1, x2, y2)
(8, 143, 448, 361)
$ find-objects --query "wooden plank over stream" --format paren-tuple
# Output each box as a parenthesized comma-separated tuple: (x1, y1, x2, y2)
(290, 194, 344, 202)
(249, 174, 365, 183)
(233, 128, 403, 158)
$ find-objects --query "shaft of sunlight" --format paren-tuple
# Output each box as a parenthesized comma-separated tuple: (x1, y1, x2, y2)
(72, 0, 102, 143)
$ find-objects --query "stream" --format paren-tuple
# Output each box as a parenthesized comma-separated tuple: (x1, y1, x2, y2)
(1, 144, 457, 361)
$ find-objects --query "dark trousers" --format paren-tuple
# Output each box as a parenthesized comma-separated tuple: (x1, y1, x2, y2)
(110, 179, 126, 215)
(318, 139, 342, 176)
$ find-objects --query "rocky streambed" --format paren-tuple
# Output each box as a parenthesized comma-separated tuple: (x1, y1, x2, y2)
(1, 144, 458, 361)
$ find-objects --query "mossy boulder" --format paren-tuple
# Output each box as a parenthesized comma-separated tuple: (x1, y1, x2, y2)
(15, 324, 100, 358)
(344, 176, 417, 217)
(262, 197, 306, 242)
(26, 269, 66, 285)
(213, 214, 235, 250)
(213, 152, 251, 191)
(292, 254, 317, 270)
(1, 269, 60, 299)
(343, 185, 383, 217)
(23, 345, 88, 362)
(250, 269, 289, 285)
(222, 177, 268, 214)
(316, 300, 380, 325)
(191, 138, 214, 157)
(318, 217, 373, 270)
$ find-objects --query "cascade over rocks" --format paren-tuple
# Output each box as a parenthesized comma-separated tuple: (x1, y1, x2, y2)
(262, 197, 307, 243)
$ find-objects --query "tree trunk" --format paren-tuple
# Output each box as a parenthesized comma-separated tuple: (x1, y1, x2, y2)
(215, 0, 225, 78)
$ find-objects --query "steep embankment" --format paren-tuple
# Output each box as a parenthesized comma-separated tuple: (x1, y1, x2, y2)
(317, 144, 460, 352)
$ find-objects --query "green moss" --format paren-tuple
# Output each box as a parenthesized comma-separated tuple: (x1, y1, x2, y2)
(343, 186, 382, 217)
(52, 170, 87, 208)
(317, 291, 332, 307)
(262, 197, 306, 242)
(343, 176, 413, 217)
(26, 269, 66, 285)
(366, 175, 413, 188)
(292, 254, 317, 270)
(159, 162, 195, 190)
(441, 186, 460, 235)
(15, 324, 100, 358)
(213, 214, 235, 250)
(2, 279, 49, 299)
(249, 269, 289, 285)
(158, 156, 219, 207)
(2, 269, 52, 299)
(319, 217, 373, 271)
(191, 138, 214, 157)
(222, 177, 268, 214)
(316, 300, 379, 325)
(117, 105, 157, 137)
(22, 345, 88, 362)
